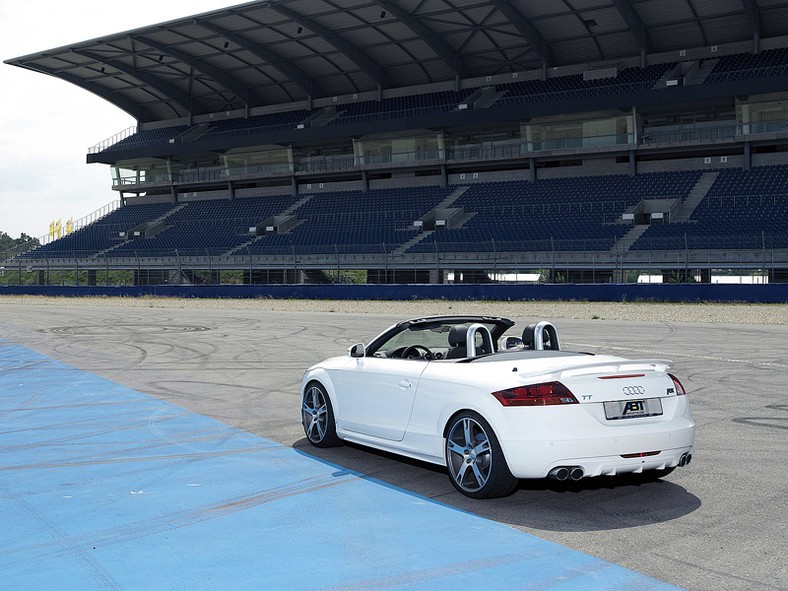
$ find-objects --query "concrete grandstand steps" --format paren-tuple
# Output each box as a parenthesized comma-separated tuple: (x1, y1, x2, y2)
(673, 171, 719, 221)
(395, 229, 436, 255)
(612, 224, 650, 253)
(146, 202, 189, 225)
(460, 86, 507, 110)
(684, 59, 719, 86)
(174, 123, 214, 143)
(92, 203, 188, 258)
(391, 186, 472, 255)
(224, 235, 263, 257)
(653, 59, 719, 89)
(614, 171, 719, 253)
(221, 196, 312, 257)
(437, 185, 471, 209)
(283, 195, 314, 216)
(652, 67, 679, 89)
(299, 107, 340, 128)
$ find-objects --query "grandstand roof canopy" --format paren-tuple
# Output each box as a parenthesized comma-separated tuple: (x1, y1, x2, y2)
(7, 0, 788, 123)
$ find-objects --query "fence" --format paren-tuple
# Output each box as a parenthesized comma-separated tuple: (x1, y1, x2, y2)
(2, 237, 786, 288)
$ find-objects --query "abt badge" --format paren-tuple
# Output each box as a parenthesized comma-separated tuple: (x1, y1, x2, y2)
(622, 400, 645, 416)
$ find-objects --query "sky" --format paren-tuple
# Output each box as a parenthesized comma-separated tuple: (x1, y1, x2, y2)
(0, 1, 246, 240)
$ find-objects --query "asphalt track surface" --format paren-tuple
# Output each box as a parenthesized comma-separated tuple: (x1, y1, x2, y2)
(1, 299, 786, 591)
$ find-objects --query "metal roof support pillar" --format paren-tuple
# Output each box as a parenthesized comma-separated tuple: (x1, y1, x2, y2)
(529, 158, 536, 182)
(753, 31, 760, 54)
(362, 170, 369, 192)
(744, 141, 751, 171)
(541, 62, 548, 81)
(640, 48, 647, 69)
(629, 150, 637, 176)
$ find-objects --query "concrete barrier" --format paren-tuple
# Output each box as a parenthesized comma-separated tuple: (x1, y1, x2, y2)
(2, 283, 787, 302)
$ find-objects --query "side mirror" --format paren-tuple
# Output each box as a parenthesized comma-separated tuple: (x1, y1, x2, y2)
(499, 336, 523, 350)
(348, 343, 365, 358)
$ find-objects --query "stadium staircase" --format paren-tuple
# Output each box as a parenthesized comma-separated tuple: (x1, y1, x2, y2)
(460, 86, 507, 110)
(94, 203, 188, 258)
(300, 107, 340, 128)
(612, 225, 650, 253)
(174, 124, 214, 143)
(684, 59, 720, 86)
(614, 171, 719, 253)
(392, 186, 472, 255)
(672, 171, 719, 221)
(223, 195, 314, 256)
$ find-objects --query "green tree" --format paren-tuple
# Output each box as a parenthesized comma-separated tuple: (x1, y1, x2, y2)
(0, 231, 40, 260)
(0, 231, 13, 252)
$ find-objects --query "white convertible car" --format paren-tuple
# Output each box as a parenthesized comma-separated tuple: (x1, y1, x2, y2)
(301, 315, 695, 498)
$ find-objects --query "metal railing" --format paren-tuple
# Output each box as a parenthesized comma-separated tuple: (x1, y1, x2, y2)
(87, 126, 138, 154)
(4, 235, 785, 281)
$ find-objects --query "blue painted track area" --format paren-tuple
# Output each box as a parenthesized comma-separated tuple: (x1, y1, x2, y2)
(0, 341, 683, 591)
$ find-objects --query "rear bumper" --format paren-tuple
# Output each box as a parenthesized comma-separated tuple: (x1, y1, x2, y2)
(500, 421, 695, 479)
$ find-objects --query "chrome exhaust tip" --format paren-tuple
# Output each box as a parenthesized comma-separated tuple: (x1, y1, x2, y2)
(679, 452, 693, 467)
(548, 466, 584, 481)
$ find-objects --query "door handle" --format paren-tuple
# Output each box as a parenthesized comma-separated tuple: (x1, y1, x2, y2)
(399, 380, 412, 389)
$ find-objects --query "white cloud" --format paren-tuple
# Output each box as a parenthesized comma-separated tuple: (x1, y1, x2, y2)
(0, 1, 243, 240)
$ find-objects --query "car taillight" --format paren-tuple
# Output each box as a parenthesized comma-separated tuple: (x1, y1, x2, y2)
(491, 381, 579, 407)
(669, 373, 686, 396)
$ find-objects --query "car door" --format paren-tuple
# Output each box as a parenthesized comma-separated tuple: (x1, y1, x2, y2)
(336, 356, 428, 441)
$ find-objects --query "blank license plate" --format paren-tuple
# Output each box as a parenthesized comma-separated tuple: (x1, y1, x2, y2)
(604, 398, 663, 420)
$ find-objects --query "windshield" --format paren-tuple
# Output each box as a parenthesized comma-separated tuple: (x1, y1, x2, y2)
(372, 320, 503, 359)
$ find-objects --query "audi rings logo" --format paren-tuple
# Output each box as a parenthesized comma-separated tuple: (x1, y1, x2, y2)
(622, 385, 645, 396)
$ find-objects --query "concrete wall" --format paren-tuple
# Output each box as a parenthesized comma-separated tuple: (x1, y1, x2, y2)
(3, 284, 787, 303)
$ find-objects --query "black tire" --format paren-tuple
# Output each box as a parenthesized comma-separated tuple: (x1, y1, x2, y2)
(444, 411, 518, 499)
(302, 382, 341, 448)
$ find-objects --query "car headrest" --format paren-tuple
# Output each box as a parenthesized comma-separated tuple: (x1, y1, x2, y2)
(448, 325, 468, 347)
(522, 324, 535, 349)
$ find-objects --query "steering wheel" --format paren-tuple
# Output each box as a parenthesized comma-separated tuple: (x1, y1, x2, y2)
(401, 345, 434, 360)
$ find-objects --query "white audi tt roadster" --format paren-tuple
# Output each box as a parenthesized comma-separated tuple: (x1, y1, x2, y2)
(300, 315, 695, 498)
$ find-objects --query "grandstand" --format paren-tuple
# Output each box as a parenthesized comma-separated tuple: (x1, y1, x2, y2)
(4, 0, 788, 287)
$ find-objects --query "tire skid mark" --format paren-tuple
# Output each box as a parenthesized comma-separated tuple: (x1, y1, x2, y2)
(317, 552, 606, 591)
(569, 341, 788, 369)
(0, 411, 190, 450)
(1, 427, 254, 468)
(733, 403, 788, 430)
(125, 338, 219, 366)
(1, 472, 355, 565)
(145, 406, 244, 452)
(651, 551, 788, 591)
(41, 324, 213, 336)
(147, 380, 260, 399)
(0, 359, 50, 373)
(3, 491, 124, 591)
(0, 445, 280, 472)
(0, 399, 154, 415)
